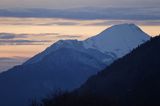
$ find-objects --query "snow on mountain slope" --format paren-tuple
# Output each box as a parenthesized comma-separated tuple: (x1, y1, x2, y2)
(25, 40, 85, 64)
(83, 23, 150, 57)
(26, 24, 150, 65)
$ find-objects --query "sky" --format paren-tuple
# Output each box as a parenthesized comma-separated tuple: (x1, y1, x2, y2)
(0, 0, 159, 72)
(0, 0, 160, 9)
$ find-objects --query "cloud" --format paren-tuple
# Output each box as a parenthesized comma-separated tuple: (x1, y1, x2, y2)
(0, 32, 82, 39)
(0, 56, 28, 62)
(37, 22, 79, 26)
(0, 7, 159, 20)
(0, 33, 27, 39)
(20, 33, 82, 39)
(0, 0, 159, 9)
(0, 33, 17, 39)
(0, 21, 80, 26)
(0, 33, 60, 39)
(0, 39, 51, 45)
(0, 57, 28, 62)
(0, 32, 82, 45)
(18, 33, 60, 37)
(0, 57, 18, 62)
(55, 35, 82, 39)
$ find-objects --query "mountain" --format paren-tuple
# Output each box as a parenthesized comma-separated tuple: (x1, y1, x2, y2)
(26, 24, 149, 64)
(38, 36, 160, 106)
(0, 24, 150, 106)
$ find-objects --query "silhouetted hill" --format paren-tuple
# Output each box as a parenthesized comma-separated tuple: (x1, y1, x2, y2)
(36, 35, 160, 106)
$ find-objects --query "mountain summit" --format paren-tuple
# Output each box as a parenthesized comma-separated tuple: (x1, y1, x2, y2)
(84, 23, 150, 57)
(0, 24, 150, 106)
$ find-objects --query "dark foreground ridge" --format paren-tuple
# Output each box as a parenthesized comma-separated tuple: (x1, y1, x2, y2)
(33, 35, 160, 106)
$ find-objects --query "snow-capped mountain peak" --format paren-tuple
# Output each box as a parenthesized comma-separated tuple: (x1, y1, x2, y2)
(83, 23, 150, 57)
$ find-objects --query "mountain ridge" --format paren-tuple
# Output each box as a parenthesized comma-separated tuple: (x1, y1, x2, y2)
(26, 23, 150, 65)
